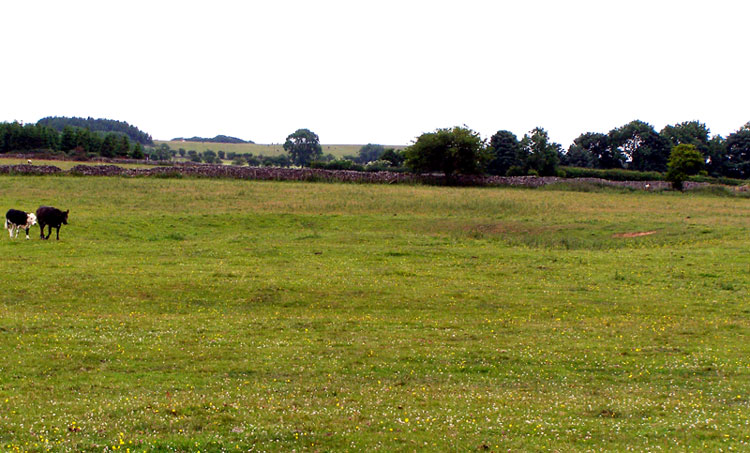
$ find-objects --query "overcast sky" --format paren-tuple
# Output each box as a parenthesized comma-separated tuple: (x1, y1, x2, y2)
(2, 1, 748, 147)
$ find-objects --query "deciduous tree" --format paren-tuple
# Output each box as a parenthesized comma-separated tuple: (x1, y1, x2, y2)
(519, 127, 561, 176)
(568, 132, 620, 169)
(725, 123, 750, 178)
(608, 120, 669, 172)
(660, 121, 710, 154)
(357, 144, 385, 164)
(405, 126, 490, 180)
(283, 128, 322, 166)
(705, 135, 728, 177)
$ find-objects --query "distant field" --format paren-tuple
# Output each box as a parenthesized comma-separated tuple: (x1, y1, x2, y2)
(0, 157, 153, 170)
(0, 177, 748, 451)
(155, 141, 405, 159)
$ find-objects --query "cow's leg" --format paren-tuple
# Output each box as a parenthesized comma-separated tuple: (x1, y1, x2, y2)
(7, 226, 12, 238)
(40, 223, 46, 239)
(55, 226, 60, 240)
(25, 227, 30, 240)
(45, 225, 52, 240)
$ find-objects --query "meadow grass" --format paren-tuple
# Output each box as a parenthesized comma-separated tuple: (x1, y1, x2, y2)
(0, 176, 748, 451)
(0, 158, 153, 171)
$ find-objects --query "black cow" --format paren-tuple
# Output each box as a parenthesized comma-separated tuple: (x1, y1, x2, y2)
(36, 206, 69, 240)
(5, 209, 37, 240)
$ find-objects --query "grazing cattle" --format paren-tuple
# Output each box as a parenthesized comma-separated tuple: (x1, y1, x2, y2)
(5, 209, 37, 240)
(36, 206, 69, 240)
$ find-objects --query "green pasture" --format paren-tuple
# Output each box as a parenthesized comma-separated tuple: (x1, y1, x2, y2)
(155, 141, 387, 159)
(0, 176, 748, 451)
(0, 158, 152, 171)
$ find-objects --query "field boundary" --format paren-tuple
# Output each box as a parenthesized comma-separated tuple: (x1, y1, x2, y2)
(0, 162, 732, 191)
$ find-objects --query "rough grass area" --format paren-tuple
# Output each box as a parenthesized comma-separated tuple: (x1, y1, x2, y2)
(0, 177, 748, 451)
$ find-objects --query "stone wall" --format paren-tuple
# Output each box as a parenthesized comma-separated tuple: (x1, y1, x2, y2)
(0, 164, 63, 175)
(0, 163, 716, 190)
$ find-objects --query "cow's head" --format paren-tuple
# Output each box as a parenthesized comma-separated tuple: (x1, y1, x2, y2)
(26, 213, 37, 226)
(62, 210, 69, 225)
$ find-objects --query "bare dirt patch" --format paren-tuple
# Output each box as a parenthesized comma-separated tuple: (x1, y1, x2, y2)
(613, 231, 657, 238)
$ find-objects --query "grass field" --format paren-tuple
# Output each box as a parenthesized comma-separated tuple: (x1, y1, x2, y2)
(0, 158, 153, 171)
(0, 176, 748, 451)
(154, 141, 396, 159)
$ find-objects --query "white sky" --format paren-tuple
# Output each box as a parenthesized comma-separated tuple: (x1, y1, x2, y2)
(2, 0, 748, 147)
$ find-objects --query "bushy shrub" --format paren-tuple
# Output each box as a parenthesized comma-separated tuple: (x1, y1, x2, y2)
(364, 160, 395, 172)
(380, 148, 405, 167)
(506, 166, 526, 176)
(310, 159, 365, 171)
(666, 144, 704, 190)
(260, 155, 291, 167)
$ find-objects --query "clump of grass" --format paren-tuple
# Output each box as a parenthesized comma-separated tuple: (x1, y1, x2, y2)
(152, 170, 184, 179)
(541, 181, 640, 194)
(689, 185, 749, 198)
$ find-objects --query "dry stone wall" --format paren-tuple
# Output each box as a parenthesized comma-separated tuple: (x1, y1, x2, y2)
(0, 164, 63, 175)
(0, 163, 711, 190)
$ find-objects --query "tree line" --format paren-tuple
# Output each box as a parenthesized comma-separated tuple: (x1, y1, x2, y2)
(408, 120, 749, 180)
(0, 121, 145, 158)
(37, 116, 153, 145)
(280, 121, 750, 181)
(2, 118, 749, 182)
(561, 120, 748, 178)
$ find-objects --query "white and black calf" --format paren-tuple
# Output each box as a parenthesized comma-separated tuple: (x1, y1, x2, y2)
(5, 209, 38, 240)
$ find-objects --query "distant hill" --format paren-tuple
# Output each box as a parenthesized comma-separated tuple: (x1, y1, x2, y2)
(155, 141, 383, 159)
(37, 116, 153, 145)
(172, 135, 254, 144)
